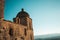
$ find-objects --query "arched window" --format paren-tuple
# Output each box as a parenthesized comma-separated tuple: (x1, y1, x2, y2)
(9, 28, 13, 36)
(24, 28, 27, 36)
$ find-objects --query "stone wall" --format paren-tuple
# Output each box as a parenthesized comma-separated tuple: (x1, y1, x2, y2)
(0, 20, 34, 40)
(0, 0, 34, 39)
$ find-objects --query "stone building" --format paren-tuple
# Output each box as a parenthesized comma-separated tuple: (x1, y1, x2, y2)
(0, 0, 34, 40)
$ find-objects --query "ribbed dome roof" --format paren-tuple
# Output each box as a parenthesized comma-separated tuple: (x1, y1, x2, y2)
(16, 8, 29, 18)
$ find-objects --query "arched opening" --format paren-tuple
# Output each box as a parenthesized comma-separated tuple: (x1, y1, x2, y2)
(24, 28, 27, 36)
(9, 28, 13, 36)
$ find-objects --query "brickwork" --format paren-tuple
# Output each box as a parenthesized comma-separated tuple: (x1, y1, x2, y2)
(0, 0, 4, 18)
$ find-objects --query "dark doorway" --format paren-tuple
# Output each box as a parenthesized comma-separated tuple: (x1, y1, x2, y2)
(9, 28, 13, 36)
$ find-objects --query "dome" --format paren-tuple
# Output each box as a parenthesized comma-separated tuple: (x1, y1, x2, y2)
(16, 8, 29, 18)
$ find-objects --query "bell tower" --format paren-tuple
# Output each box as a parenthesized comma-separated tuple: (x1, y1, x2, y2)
(0, 0, 4, 19)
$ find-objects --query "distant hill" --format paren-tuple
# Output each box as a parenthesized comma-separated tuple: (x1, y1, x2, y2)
(34, 34, 60, 40)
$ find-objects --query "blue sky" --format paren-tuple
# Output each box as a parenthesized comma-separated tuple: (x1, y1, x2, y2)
(4, 0, 60, 36)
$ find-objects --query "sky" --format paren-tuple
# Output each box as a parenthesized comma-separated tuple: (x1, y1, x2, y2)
(4, 0, 60, 36)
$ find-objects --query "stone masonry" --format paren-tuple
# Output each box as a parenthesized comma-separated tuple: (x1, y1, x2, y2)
(0, 0, 34, 40)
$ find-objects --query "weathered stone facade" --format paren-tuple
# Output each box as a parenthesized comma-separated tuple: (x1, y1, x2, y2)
(0, 0, 34, 40)
(0, 17, 34, 40)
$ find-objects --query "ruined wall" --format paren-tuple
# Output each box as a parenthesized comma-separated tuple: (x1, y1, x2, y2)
(0, 20, 26, 40)
(0, 20, 34, 40)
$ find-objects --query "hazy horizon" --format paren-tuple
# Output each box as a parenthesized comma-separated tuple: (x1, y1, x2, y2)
(4, 0, 60, 36)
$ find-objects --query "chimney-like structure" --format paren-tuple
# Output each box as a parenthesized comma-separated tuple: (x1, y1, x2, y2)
(0, 0, 4, 19)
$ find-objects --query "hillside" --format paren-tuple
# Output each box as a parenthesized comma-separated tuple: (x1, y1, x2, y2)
(34, 34, 60, 40)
